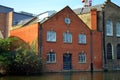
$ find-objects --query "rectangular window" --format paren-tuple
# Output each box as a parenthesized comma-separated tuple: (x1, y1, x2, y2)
(78, 34, 86, 44)
(79, 53, 86, 63)
(116, 22, 120, 37)
(106, 20, 113, 36)
(63, 32, 72, 43)
(47, 52, 56, 63)
(79, 54, 86, 63)
(47, 30, 56, 42)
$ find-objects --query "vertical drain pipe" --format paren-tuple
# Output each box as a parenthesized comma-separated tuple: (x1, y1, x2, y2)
(102, 7, 106, 67)
(90, 31, 93, 73)
(39, 24, 42, 58)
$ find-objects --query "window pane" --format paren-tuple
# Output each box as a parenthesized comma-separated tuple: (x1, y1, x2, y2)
(106, 20, 113, 36)
(52, 54, 55, 61)
(79, 34, 86, 44)
(79, 53, 86, 63)
(117, 44, 120, 59)
(63, 32, 72, 43)
(107, 43, 112, 59)
(47, 31, 56, 42)
(116, 22, 120, 37)
(47, 52, 56, 63)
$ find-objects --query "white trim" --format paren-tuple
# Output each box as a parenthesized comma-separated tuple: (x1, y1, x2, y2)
(78, 53, 86, 63)
(46, 53, 56, 63)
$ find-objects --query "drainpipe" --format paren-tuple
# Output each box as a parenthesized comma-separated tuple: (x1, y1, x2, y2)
(39, 23, 42, 58)
(102, 8, 106, 66)
(90, 31, 93, 72)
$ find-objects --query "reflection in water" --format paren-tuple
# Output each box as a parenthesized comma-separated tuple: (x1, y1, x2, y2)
(0, 72, 120, 80)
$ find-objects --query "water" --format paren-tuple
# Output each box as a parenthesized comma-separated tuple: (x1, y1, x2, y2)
(1, 72, 120, 80)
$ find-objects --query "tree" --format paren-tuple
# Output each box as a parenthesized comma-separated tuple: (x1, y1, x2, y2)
(0, 37, 43, 75)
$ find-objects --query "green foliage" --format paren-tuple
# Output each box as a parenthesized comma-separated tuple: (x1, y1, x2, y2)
(0, 37, 16, 69)
(8, 47, 42, 75)
(0, 37, 15, 52)
(0, 37, 43, 75)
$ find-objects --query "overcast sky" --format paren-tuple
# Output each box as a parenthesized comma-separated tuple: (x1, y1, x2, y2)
(1, 0, 120, 14)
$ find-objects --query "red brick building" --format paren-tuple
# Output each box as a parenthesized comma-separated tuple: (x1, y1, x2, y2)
(39, 6, 102, 72)
(9, 6, 102, 72)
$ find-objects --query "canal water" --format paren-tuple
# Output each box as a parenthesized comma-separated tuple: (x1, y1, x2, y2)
(1, 72, 120, 80)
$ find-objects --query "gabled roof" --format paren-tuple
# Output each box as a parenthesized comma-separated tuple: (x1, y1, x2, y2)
(41, 6, 91, 31)
(73, 1, 120, 14)
(73, 4, 104, 14)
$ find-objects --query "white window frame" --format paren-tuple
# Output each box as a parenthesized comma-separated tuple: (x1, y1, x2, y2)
(78, 34, 86, 44)
(63, 32, 72, 43)
(116, 22, 120, 37)
(47, 52, 56, 63)
(106, 20, 113, 36)
(47, 30, 56, 42)
(79, 53, 86, 63)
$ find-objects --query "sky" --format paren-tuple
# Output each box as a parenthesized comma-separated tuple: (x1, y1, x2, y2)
(1, 0, 120, 15)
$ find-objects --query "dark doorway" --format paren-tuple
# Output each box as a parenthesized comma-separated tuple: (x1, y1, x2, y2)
(63, 54, 72, 70)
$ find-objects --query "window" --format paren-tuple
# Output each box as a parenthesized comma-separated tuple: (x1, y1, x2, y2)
(79, 53, 86, 63)
(63, 32, 72, 43)
(47, 30, 56, 42)
(106, 20, 113, 36)
(117, 44, 120, 59)
(107, 43, 112, 59)
(116, 22, 120, 37)
(47, 52, 56, 63)
(78, 34, 86, 44)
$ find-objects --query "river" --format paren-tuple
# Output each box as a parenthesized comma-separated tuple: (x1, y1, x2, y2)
(0, 72, 120, 80)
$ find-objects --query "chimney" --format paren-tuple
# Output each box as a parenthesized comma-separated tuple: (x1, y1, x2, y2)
(6, 11, 13, 37)
(91, 8, 97, 30)
(106, 0, 111, 2)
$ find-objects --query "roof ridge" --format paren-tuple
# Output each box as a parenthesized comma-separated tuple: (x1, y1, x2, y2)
(73, 4, 104, 14)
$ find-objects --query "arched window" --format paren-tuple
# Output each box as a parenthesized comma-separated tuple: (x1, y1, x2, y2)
(116, 22, 120, 37)
(107, 43, 112, 59)
(63, 32, 72, 43)
(117, 44, 120, 59)
(47, 30, 56, 42)
(106, 20, 113, 36)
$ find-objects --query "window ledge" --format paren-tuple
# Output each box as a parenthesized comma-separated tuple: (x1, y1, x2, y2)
(78, 43, 87, 45)
(78, 62, 86, 64)
(46, 41, 57, 43)
(116, 36, 120, 37)
(46, 62, 56, 64)
(106, 35, 113, 37)
(63, 42, 72, 44)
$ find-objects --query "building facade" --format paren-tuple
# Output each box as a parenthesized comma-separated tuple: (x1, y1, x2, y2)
(39, 6, 102, 72)
(8, 6, 103, 72)
(0, 5, 34, 38)
(74, 0, 120, 70)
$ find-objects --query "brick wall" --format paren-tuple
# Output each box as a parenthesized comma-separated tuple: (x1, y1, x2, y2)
(0, 13, 7, 38)
(40, 6, 102, 72)
(10, 23, 39, 44)
(92, 31, 102, 70)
